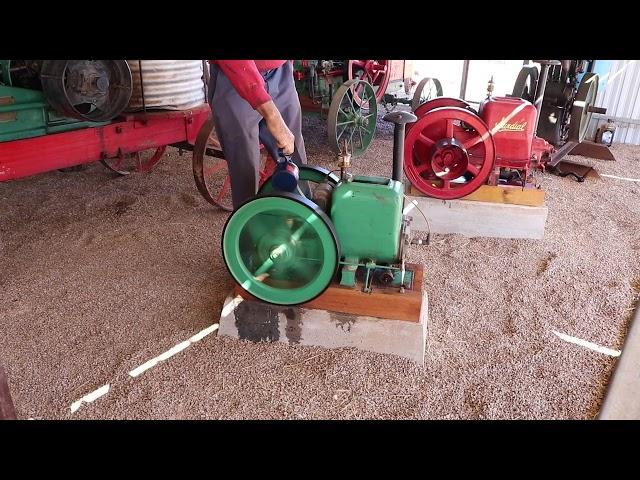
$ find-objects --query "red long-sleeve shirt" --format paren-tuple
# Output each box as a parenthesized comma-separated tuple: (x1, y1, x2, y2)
(209, 60, 287, 109)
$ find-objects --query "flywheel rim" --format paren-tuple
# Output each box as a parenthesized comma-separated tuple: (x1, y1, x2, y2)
(222, 193, 340, 305)
(569, 72, 599, 143)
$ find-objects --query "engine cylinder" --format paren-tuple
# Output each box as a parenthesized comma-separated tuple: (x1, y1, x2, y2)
(480, 96, 537, 165)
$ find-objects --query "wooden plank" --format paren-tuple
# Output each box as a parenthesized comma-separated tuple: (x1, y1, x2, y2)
(408, 184, 545, 207)
(0, 366, 17, 420)
(234, 263, 424, 323)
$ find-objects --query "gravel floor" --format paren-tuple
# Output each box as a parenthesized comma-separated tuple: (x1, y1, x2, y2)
(1, 111, 639, 420)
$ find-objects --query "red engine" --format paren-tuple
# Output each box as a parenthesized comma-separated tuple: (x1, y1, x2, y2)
(404, 95, 553, 199)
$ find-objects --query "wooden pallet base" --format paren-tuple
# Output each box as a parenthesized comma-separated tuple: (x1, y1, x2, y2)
(223, 263, 428, 363)
(234, 263, 424, 323)
(407, 184, 545, 207)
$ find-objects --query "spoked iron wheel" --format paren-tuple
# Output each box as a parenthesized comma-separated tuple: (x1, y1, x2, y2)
(348, 60, 390, 106)
(222, 192, 340, 305)
(404, 106, 495, 200)
(193, 117, 277, 211)
(101, 146, 167, 175)
(512, 65, 539, 103)
(411, 77, 444, 112)
(327, 79, 377, 157)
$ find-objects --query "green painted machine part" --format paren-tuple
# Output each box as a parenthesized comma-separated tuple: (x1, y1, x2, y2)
(222, 111, 418, 305)
(330, 174, 406, 289)
(222, 193, 340, 305)
(0, 60, 111, 142)
(327, 80, 376, 158)
(331, 175, 404, 264)
(0, 84, 105, 142)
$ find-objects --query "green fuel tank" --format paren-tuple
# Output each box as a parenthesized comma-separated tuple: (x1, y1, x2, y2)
(330, 175, 404, 264)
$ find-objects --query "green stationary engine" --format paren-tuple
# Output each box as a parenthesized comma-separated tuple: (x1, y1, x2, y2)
(222, 109, 418, 305)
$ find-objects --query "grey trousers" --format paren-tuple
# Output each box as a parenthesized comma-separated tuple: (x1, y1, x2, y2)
(209, 61, 308, 209)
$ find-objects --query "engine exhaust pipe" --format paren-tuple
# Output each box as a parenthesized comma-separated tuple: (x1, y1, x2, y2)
(383, 111, 417, 182)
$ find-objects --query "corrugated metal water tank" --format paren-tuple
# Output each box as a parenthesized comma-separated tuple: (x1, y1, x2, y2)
(126, 60, 206, 111)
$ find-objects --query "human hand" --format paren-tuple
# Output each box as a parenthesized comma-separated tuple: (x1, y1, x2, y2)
(257, 101, 295, 155)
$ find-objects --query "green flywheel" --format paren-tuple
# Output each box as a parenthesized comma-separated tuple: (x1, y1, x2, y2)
(222, 192, 340, 305)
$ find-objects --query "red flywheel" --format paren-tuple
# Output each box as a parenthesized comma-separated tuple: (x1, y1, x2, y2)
(408, 97, 476, 135)
(404, 106, 495, 200)
(413, 97, 474, 121)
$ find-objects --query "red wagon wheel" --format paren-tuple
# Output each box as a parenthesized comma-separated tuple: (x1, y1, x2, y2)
(404, 106, 495, 200)
(348, 60, 390, 106)
(101, 146, 167, 175)
(192, 118, 277, 212)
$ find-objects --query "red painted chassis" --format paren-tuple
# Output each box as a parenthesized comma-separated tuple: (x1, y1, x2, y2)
(0, 104, 211, 182)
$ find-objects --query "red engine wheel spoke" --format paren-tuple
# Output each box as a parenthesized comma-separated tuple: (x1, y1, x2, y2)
(348, 60, 390, 105)
(446, 119, 454, 138)
(415, 162, 431, 174)
(464, 134, 485, 151)
(417, 133, 435, 147)
(467, 163, 480, 176)
(204, 160, 228, 176)
(102, 146, 166, 176)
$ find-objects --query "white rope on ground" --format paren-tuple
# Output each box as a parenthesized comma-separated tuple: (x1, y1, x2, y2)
(70, 384, 110, 413)
(552, 330, 621, 357)
(600, 174, 640, 183)
(129, 324, 219, 378)
(68, 323, 219, 414)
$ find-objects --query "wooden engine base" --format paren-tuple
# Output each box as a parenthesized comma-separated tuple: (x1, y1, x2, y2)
(234, 263, 425, 323)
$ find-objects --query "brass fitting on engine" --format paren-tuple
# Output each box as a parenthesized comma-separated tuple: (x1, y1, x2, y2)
(338, 138, 352, 181)
(487, 76, 495, 98)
